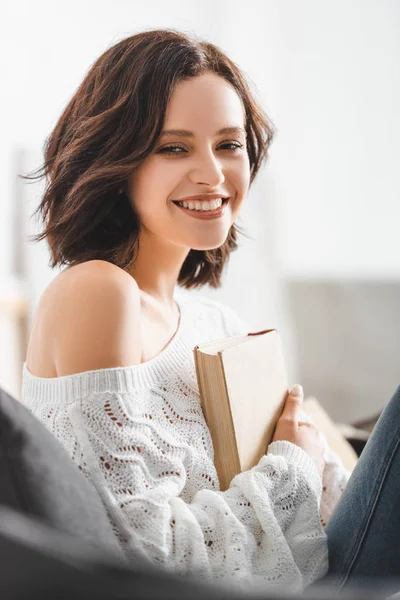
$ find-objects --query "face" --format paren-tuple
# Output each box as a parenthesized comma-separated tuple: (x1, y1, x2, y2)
(127, 71, 251, 252)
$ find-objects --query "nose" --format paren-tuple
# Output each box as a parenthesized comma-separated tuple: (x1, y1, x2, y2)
(188, 150, 225, 187)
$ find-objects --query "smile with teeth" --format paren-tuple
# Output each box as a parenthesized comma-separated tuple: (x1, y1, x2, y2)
(174, 198, 228, 211)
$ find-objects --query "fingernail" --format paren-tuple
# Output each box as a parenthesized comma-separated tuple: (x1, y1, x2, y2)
(290, 384, 303, 397)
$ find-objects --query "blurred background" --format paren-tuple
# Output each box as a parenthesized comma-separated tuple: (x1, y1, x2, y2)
(1, 0, 399, 425)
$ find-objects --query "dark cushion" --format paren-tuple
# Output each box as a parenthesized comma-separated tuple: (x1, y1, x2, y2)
(0, 385, 124, 559)
(0, 506, 234, 600)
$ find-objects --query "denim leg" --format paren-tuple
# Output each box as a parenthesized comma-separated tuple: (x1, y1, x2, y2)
(321, 384, 400, 590)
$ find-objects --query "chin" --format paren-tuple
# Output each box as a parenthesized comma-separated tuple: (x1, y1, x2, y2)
(189, 238, 230, 251)
(177, 226, 233, 251)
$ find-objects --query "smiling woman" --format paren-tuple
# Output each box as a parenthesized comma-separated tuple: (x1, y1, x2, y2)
(19, 28, 345, 593)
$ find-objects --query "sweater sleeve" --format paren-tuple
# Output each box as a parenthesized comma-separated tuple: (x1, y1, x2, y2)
(67, 390, 328, 591)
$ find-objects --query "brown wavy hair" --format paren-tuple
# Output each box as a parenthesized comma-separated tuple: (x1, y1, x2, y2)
(23, 28, 276, 289)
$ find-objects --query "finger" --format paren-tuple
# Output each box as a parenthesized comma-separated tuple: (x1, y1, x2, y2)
(281, 384, 304, 420)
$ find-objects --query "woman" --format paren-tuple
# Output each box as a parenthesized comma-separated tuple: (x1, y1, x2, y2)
(21, 29, 399, 593)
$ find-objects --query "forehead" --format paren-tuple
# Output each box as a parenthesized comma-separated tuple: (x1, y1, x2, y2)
(163, 72, 246, 133)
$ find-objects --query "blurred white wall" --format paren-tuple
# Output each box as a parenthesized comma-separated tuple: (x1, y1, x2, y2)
(1, 0, 399, 416)
(272, 0, 400, 279)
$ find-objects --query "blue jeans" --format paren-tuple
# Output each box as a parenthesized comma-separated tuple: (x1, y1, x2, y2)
(316, 384, 400, 593)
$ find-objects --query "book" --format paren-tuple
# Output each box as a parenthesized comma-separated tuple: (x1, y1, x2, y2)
(193, 329, 289, 491)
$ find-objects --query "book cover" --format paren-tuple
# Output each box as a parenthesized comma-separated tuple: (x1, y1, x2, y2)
(193, 329, 289, 491)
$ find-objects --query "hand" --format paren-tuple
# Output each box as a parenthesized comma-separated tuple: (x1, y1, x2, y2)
(272, 384, 325, 478)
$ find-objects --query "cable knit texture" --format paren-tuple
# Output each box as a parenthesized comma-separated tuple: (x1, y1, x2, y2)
(21, 292, 349, 591)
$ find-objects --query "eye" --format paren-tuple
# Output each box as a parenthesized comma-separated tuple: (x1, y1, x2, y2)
(158, 144, 186, 154)
(157, 142, 244, 155)
(220, 142, 244, 151)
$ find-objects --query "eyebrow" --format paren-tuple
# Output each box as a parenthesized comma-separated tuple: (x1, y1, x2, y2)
(160, 126, 246, 138)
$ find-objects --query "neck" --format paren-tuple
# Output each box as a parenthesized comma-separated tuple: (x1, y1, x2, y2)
(127, 230, 190, 309)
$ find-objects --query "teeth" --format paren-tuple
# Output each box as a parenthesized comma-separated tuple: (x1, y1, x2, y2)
(177, 198, 224, 211)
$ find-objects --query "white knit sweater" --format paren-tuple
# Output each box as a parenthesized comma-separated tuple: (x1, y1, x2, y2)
(22, 292, 350, 592)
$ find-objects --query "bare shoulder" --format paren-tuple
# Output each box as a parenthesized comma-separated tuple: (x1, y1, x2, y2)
(46, 260, 142, 376)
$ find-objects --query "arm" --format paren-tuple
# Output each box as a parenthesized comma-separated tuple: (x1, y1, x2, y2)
(52, 264, 328, 589)
(68, 393, 327, 589)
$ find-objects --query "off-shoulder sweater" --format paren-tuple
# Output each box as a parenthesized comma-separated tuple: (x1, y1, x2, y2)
(21, 291, 350, 592)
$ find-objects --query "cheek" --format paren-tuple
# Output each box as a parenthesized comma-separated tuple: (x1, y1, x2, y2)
(136, 161, 179, 200)
(129, 171, 174, 224)
(233, 160, 251, 195)
(229, 165, 250, 215)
